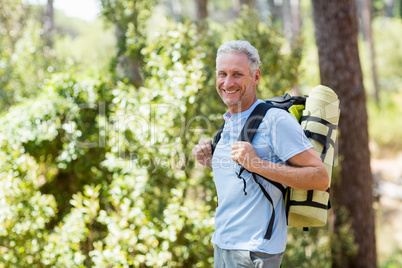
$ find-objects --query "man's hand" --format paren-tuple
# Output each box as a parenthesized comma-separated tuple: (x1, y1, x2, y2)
(192, 139, 213, 169)
(231, 141, 261, 171)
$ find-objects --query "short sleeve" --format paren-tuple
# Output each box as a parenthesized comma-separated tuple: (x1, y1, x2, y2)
(266, 108, 313, 162)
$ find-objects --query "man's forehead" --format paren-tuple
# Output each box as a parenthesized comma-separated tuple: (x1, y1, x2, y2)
(217, 52, 249, 61)
(216, 53, 250, 70)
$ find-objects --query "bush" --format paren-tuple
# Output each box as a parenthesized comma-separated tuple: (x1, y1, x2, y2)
(0, 14, 301, 267)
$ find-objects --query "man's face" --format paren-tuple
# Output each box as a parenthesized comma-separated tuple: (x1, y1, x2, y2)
(216, 52, 260, 113)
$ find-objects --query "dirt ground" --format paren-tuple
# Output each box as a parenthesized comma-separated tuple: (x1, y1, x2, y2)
(371, 152, 402, 262)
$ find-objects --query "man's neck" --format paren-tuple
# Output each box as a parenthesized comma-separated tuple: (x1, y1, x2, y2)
(228, 97, 258, 116)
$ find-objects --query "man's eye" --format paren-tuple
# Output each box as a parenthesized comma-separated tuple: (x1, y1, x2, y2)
(234, 73, 242, 77)
(218, 73, 226, 77)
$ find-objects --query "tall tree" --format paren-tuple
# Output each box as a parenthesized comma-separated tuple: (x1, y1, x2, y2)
(267, 0, 282, 23)
(234, 0, 254, 15)
(311, 1, 377, 268)
(240, 0, 254, 7)
(282, 0, 301, 47)
(0, 0, 28, 110)
(195, 0, 208, 20)
(400, 0, 402, 17)
(43, 0, 54, 48)
(167, 0, 182, 21)
(384, 0, 395, 17)
(357, 0, 380, 102)
(100, 0, 158, 87)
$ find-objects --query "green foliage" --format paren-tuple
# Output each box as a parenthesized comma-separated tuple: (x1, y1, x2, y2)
(100, 0, 159, 86)
(0, 74, 110, 266)
(0, 1, 114, 114)
(380, 248, 402, 268)
(92, 19, 218, 267)
(0, 3, 302, 268)
(329, 206, 359, 268)
(0, 0, 39, 111)
(348, 17, 402, 154)
(283, 207, 358, 268)
(359, 18, 402, 153)
(229, 8, 302, 96)
(283, 227, 331, 268)
(368, 91, 402, 154)
(372, 18, 402, 94)
(53, 14, 116, 74)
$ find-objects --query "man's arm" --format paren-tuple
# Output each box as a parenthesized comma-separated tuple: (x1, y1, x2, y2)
(192, 139, 213, 169)
(231, 142, 329, 191)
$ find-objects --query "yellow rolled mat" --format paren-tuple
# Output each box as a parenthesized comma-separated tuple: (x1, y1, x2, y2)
(287, 85, 340, 227)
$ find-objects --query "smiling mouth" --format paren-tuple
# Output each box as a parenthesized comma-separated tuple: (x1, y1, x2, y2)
(223, 89, 239, 94)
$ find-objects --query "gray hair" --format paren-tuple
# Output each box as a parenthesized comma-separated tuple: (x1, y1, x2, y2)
(216, 40, 261, 73)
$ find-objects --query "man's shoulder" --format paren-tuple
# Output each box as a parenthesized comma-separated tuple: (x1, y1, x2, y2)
(264, 106, 295, 122)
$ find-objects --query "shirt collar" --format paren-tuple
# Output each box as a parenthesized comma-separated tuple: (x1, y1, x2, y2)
(223, 99, 264, 122)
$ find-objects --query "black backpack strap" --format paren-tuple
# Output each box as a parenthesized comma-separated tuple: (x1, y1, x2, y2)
(237, 102, 274, 143)
(211, 102, 276, 154)
(211, 122, 225, 155)
(253, 174, 276, 240)
(237, 102, 288, 240)
(301, 115, 337, 162)
(212, 102, 288, 240)
(265, 94, 307, 110)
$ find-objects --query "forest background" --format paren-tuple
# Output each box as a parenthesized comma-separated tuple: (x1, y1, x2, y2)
(1, 0, 402, 267)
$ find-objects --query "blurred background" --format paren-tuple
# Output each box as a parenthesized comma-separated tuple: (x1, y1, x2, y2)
(0, 0, 401, 267)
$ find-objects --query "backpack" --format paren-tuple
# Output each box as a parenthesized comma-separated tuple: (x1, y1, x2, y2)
(211, 85, 340, 240)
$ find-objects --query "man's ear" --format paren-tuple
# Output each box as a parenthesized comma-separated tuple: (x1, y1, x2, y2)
(254, 69, 261, 85)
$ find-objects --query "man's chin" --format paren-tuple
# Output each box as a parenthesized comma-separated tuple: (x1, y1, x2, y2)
(223, 100, 241, 108)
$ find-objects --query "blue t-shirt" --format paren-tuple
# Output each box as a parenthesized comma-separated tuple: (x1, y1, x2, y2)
(211, 99, 313, 254)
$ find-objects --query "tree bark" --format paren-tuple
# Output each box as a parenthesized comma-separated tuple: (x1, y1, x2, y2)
(356, 0, 380, 102)
(400, 0, 402, 18)
(362, 0, 380, 102)
(282, 0, 301, 47)
(43, 0, 54, 48)
(167, 0, 182, 21)
(267, 0, 282, 23)
(282, 0, 292, 42)
(233, 0, 254, 15)
(290, 0, 301, 41)
(114, 24, 143, 88)
(240, 0, 254, 7)
(311, 1, 377, 268)
(384, 0, 395, 17)
(195, 0, 208, 20)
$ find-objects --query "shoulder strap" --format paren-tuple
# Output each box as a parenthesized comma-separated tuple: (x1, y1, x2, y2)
(211, 123, 224, 155)
(212, 96, 304, 154)
(211, 102, 276, 154)
(237, 103, 287, 194)
(212, 102, 286, 240)
(237, 102, 275, 143)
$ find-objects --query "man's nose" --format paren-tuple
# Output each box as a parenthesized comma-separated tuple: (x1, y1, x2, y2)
(224, 75, 235, 87)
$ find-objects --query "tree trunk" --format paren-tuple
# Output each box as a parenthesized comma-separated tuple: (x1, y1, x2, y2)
(282, 0, 301, 47)
(282, 0, 292, 43)
(267, 0, 282, 23)
(195, 0, 208, 20)
(356, 0, 380, 102)
(400, 0, 402, 18)
(43, 0, 54, 48)
(115, 25, 143, 88)
(290, 0, 301, 41)
(167, 0, 182, 21)
(384, 0, 395, 17)
(233, 0, 254, 15)
(240, 0, 254, 7)
(311, 1, 377, 268)
(362, 0, 380, 102)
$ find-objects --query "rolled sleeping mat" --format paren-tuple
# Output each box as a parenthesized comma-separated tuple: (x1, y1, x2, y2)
(287, 85, 340, 227)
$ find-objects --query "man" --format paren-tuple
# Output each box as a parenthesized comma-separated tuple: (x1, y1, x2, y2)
(192, 40, 329, 268)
